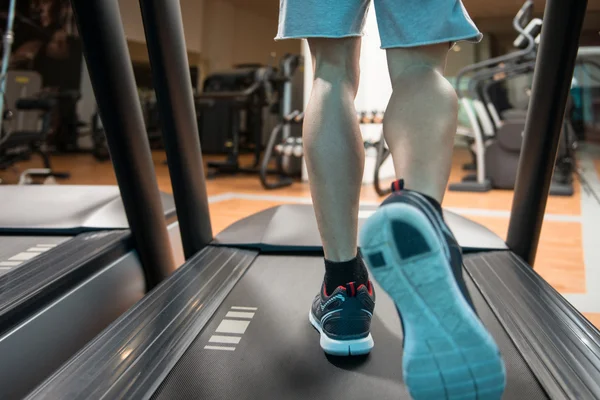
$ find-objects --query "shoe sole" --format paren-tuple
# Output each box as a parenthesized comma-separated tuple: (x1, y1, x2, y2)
(359, 203, 506, 400)
(309, 311, 374, 356)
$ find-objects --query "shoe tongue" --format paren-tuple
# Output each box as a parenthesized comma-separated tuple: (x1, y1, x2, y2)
(342, 282, 357, 297)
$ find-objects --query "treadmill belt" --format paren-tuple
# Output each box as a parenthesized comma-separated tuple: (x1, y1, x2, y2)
(153, 255, 547, 400)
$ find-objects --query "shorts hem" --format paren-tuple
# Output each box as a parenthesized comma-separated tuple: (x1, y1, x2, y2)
(380, 33, 483, 49)
(275, 33, 364, 41)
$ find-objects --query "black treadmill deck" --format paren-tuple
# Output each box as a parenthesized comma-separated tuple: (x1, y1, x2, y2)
(214, 205, 508, 253)
(152, 255, 545, 400)
(28, 248, 562, 400)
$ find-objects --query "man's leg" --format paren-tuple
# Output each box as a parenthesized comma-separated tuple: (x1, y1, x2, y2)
(305, 37, 375, 356)
(360, 44, 506, 399)
(384, 43, 457, 200)
(304, 37, 367, 285)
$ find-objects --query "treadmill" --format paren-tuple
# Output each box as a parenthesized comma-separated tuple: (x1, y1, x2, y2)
(0, 2, 200, 398)
(0, 185, 183, 399)
(25, 0, 600, 399)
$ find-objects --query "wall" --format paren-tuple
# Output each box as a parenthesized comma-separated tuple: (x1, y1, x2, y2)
(118, 0, 205, 53)
(201, 1, 301, 74)
(446, 42, 477, 77)
(119, 0, 145, 43)
(201, 0, 235, 72)
(231, 9, 300, 67)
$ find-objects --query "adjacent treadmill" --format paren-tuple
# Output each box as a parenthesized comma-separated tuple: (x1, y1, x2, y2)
(0, 1, 208, 398)
(0, 186, 182, 400)
(25, 0, 600, 399)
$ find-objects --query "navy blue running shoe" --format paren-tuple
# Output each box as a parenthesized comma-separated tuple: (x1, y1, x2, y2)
(359, 180, 506, 400)
(309, 281, 375, 356)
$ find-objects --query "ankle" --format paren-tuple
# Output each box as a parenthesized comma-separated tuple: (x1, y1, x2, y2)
(324, 254, 369, 294)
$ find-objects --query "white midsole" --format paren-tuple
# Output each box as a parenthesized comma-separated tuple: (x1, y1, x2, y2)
(309, 311, 374, 355)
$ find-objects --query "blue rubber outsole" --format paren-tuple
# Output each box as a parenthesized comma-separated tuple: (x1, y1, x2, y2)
(359, 203, 506, 400)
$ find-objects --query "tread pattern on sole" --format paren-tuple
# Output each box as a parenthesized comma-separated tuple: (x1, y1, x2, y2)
(360, 203, 506, 400)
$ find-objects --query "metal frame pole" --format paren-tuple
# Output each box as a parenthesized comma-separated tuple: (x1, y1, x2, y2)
(506, 0, 588, 265)
(139, 0, 213, 258)
(70, 0, 176, 288)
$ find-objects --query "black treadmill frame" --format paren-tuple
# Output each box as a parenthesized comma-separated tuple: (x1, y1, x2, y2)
(506, 0, 588, 265)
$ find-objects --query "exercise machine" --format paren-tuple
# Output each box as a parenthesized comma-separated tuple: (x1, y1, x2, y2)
(449, 7, 575, 195)
(24, 1, 600, 400)
(197, 65, 272, 177)
(0, 2, 67, 184)
(0, 71, 70, 184)
(0, 187, 181, 400)
(197, 54, 302, 179)
(259, 110, 304, 189)
(454, 61, 576, 195)
(259, 55, 304, 189)
(0, 2, 196, 396)
(450, 7, 537, 192)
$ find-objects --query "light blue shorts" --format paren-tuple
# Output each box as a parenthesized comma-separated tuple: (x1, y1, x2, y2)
(276, 0, 482, 49)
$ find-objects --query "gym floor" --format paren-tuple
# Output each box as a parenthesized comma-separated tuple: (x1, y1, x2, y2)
(2, 145, 600, 329)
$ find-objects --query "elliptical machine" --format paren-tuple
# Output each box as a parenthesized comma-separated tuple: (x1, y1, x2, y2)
(448, 1, 575, 196)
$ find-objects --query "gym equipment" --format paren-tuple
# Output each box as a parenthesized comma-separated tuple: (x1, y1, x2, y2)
(0, 71, 70, 184)
(196, 66, 271, 176)
(260, 110, 304, 189)
(24, 2, 600, 400)
(0, 2, 66, 183)
(455, 61, 576, 195)
(373, 135, 392, 196)
(355, 110, 393, 196)
(197, 54, 301, 179)
(448, 6, 575, 195)
(573, 48, 600, 142)
(0, 0, 16, 130)
(451, 9, 537, 193)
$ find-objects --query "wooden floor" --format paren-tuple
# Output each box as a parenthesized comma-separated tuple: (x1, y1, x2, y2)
(2, 147, 599, 327)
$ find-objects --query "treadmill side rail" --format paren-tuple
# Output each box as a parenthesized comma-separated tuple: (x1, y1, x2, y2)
(26, 246, 257, 400)
(0, 230, 132, 334)
(464, 251, 600, 399)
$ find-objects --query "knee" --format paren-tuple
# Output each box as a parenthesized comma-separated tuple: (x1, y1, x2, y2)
(309, 38, 360, 96)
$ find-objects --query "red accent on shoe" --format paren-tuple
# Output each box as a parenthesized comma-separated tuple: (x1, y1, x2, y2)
(357, 281, 373, 296)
